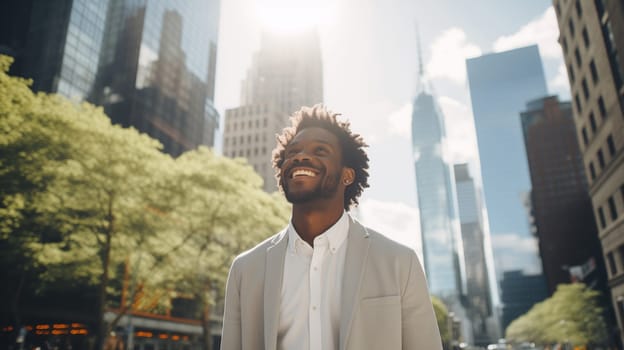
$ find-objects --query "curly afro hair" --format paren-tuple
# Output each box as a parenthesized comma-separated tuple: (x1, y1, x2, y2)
(272, 104, 369, 210)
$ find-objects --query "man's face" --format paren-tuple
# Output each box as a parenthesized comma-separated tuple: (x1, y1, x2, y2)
(280, 127, 347, 204)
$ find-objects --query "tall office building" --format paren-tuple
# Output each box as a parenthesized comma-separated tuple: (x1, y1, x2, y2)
(92, 0, 220, 156)
(520, 96, 608, 296)
(454, 163, 500, 345)
(1, 0, 220, 157)
(553, 0, 624, 344)
(499, 270, 548, 332)
(223, 29, 323, 192)
(411, 61, 470, 341)
(466, 45, 548, 275)
(1, 0, 109, 99)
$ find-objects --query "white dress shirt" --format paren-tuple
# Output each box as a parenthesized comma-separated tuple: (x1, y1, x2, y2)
(277, 211, 349, 350)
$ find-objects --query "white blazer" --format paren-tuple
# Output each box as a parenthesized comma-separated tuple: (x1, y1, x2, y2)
(220, 216, 443, 350)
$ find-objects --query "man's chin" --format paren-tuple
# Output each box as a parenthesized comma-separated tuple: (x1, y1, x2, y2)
(284, 190, 319, 204)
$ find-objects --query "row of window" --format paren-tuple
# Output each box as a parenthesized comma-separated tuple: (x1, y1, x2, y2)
(597, 184, 624, 231)
(224, 132, 269, 147)
(606, 242, 624, 278)
(579, 96, 607, 149)
(227, 147, 268, 159)
(588, 133, 617, 181)
(224, 118, 269, 132)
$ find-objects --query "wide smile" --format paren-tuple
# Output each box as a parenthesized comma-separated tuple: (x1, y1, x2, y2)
(288, 167, 319, 179)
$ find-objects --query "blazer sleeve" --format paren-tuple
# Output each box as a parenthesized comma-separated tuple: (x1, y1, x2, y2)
(221, 258, 242, 350)
(401, 250, 444, 350)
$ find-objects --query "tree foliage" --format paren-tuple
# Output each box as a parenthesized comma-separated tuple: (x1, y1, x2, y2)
(0, 54, 290, 349)
(431, 295, 451, 347)
(505, 283, 607, 347)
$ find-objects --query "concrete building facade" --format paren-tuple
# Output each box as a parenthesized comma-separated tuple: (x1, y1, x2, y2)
(553, 0, 624, 344)
(222, 29, 323, 192)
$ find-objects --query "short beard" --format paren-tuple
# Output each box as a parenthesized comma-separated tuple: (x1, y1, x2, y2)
(283, 172, 341, 204)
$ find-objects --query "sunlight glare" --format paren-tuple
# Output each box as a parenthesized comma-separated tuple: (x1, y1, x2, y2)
(256, 0, 334, 33)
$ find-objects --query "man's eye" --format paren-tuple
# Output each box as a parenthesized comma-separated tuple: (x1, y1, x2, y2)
(315, 147, 328, 154)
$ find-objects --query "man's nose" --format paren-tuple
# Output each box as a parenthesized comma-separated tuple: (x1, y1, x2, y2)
(291, 149, 311, 162)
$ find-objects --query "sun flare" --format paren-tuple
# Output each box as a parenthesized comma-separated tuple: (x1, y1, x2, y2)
(255, 0, 334, 33)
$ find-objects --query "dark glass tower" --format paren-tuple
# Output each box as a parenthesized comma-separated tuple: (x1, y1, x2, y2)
(92, 0, 220, 156)
(1, 0, 220, 157)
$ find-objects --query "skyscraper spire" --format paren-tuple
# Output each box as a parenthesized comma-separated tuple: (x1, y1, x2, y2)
(414, 22, 430, 94)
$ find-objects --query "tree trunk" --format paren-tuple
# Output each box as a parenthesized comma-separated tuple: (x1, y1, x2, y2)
(201, 295, 212, 350)
(96, 198, 114, 350)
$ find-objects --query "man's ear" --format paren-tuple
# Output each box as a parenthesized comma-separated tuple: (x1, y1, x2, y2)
(342, 167, 355, 186)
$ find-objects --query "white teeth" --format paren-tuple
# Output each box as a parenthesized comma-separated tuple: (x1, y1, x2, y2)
(292, 169, 316, 178)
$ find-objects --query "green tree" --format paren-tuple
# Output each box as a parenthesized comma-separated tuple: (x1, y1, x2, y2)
(431, 295, 451, 349)
(506, 283, 607, 347)
(130, 148, 289, 350)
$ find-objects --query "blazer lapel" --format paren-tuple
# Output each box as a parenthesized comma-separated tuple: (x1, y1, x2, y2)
(339, 217, 371, 350)
(264, 229, 288, 350)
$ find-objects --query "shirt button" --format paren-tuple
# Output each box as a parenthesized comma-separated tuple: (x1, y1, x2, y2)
(312, 306, 317, 311)
(313, 266, 318, 271)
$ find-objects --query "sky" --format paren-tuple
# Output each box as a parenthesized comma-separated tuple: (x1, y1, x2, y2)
(213, 0, 571, 277)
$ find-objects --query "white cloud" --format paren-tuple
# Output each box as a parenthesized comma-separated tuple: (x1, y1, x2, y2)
(490, 233, 542, 275)
(355, 198, 423, 262)
(387, 103, 413, 139)
(438, 95, 479, 165)
(493, 7, 562, 59)
(426, 27, 482, 85)
(549, 62, 571, 96)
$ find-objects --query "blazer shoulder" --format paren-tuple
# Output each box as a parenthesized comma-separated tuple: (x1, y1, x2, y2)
(231, 227, 287, 267)
(365, 226, 415, 258)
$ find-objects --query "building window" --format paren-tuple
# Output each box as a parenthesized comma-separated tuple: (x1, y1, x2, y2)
(575, 0, 582, 17)
(598, 149, 605, 169)
(568, 18, 575, 35)
(568, 64, 575, 83)
(555, 0, 561, 16)
(575, 94, 582, 113)
(240, 135, 244, 144)
(608, 196, 618, 221)
(262, 147, 267, 155)
(582, 27, 589, 48)
(598, 96, 607, 118)
(598, 207, 606, 229)
(238, 150, 244, 157)
(607, 252, 617, 275)
(247, 135, 251, 143)
(582, 79, 589, 100)
(263, 118, 268, 127)
(589, 112, 597, 132)
(589, 60, 599, 84)
(574, 47, 582, 67)
(589, 162, 596, 180)
(561, 36, 568, 53)
(607, 135, 616, 156)
(248, 120, 252, 128)
(254, 148, 258, 156)
(582, 127, 589, 146)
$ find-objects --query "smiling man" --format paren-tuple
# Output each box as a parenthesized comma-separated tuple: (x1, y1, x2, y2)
(220, 105, 442, 350)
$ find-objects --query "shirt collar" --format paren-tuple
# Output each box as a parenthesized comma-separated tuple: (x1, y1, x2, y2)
(288, 211, 350, 255)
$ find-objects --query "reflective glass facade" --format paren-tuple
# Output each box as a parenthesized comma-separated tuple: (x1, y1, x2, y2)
(412, 89, 467, 293)
(58, 0, 110, 100)
(93, 0, 221, 156)
(466, 46, 548, 274)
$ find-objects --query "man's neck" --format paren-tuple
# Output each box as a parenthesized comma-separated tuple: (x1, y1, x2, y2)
(291, 200, 345, 247)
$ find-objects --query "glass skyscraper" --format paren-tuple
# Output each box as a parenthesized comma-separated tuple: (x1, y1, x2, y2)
(465, 45, 548, 275)
(92, 0, 220, 155)
(411, 72, 470, 340)
(454, 163, 500, 345)
(1, 0, 220, 157)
